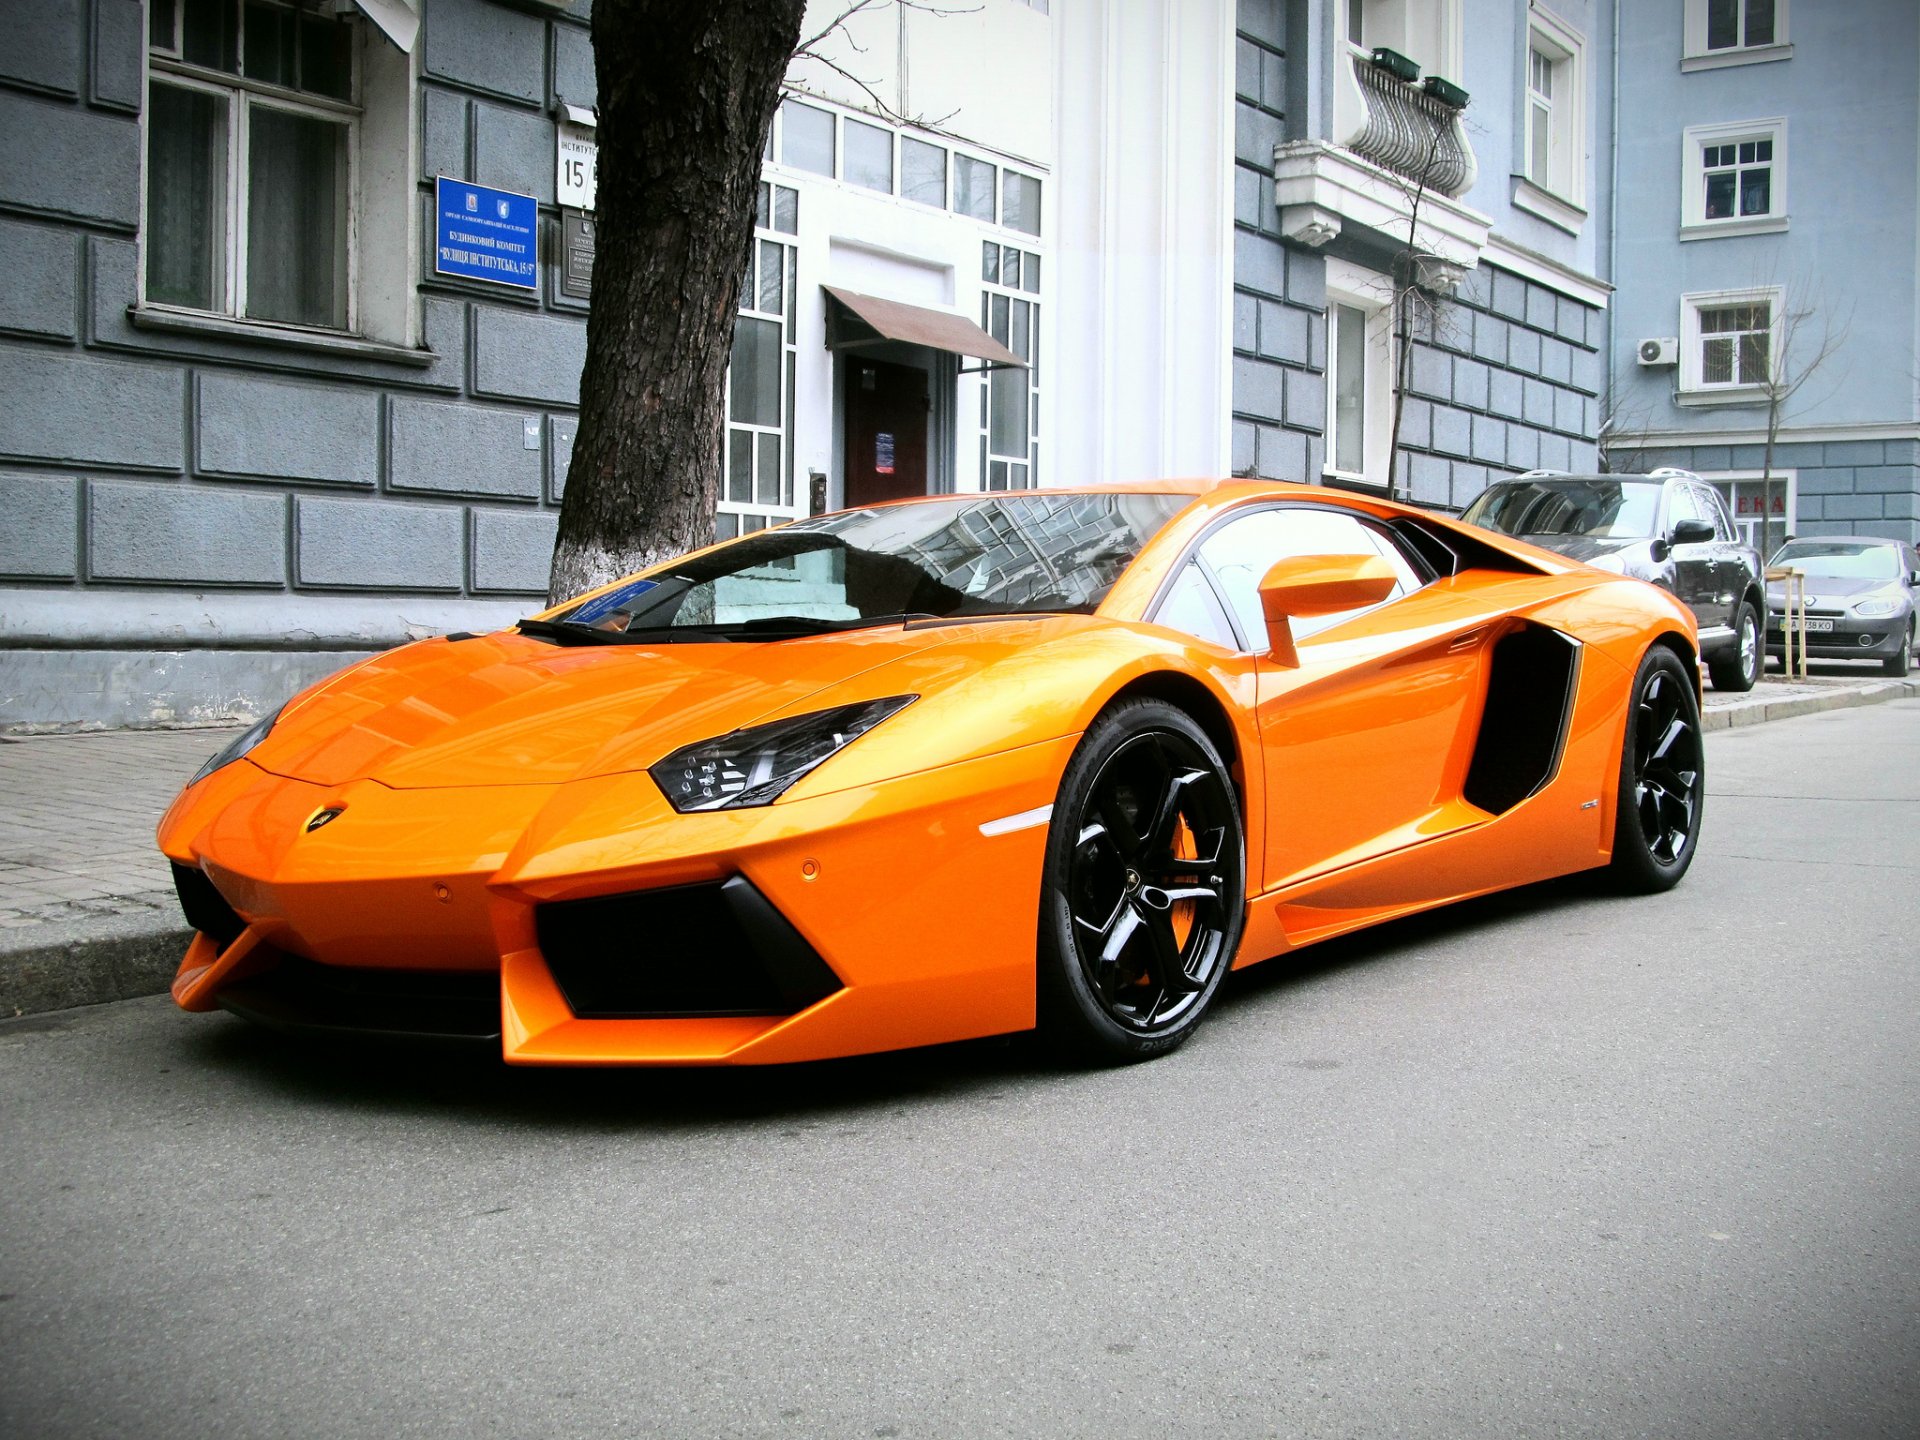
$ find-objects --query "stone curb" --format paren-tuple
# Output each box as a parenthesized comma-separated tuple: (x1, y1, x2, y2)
(1702, 677, 1919, 731)
(5, 678, 1915, 1022)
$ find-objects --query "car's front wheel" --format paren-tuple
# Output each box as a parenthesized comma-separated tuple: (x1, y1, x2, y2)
(1708, 601, 1761, 692)
(1608, 646, 1705, 893)
(1884, 622, 1913, 677)
(1037, 700, 1246, 1063)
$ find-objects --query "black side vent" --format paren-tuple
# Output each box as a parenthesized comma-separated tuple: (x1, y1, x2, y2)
(1463, 624, 1581, 815)
(536, 877, 843, 1019)
(171, 862, 247, 951)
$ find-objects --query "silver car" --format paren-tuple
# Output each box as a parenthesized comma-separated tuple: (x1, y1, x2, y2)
(1766, 537, 1920, 677)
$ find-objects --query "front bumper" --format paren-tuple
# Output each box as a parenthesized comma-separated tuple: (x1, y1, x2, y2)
(157, 737, 1075, 1064)
(1766, 610, 1910, 659)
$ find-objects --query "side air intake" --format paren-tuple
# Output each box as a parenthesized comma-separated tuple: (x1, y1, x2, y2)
(1463, 624, 1581, 815)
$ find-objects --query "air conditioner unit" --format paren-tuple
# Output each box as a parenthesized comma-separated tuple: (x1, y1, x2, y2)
(1637, 337, 1679, 367)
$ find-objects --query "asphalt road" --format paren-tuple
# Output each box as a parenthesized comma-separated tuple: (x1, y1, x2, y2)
(3, 701, 1917, 1439)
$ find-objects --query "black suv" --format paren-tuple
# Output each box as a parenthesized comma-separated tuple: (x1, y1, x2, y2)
(1460, 469, 1766, 691)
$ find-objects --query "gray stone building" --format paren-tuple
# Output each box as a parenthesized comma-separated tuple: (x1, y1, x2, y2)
(2, 0, 592, 726)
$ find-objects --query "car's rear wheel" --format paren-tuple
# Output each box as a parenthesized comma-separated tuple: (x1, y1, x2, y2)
(1609, 647, 1704, 893)
(1037, 700, 1245, 1063)
(1708, 601, 1761, 692)
(1883, 622, 1913, 677)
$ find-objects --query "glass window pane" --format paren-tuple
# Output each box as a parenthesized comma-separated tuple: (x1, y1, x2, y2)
(1156, 561, 1238, 648)
(990, 292, 1010, 345)
(1739, 168, 1770, 215)
(242, 1, 292, 86)
(1706, 0, 1738, 48)
(757, 238, 781, 313)
(729, 316, 781, 426)
(727, 430, 752, 503)
(246, 104, 348, 328)
(298, 12, 352, 100)
(754, 182, 770, 230)
(1738, 330, 1768, 384)
(1745, 0, 1774, 46)
(772, 185, 798, 235)
(1530, 101, 1549, 184)
(756, 432, 781, 506)
(981, 240, 999, 284)
(1702, 335, 1733, 384)
(843, 118, 892, 193)
(785, 246, 797, 329)
(182, 0, 237, 71)
(1003, 247, 1020, 288)
(1002, 172, 1040, 235)
(901, 137, 946, 207)
(1704, 171, 1735, 219)
(954, 155, 995, 221)
(989, 365, 1027, 457)
(1011, 299, 1029, 361)
(145, 82, 228, 311)
(780, 100, 834, 176)
(151, 0, 177, 49)
(1333, 304, 1366, 473)
(1023, 253, 1040, 293)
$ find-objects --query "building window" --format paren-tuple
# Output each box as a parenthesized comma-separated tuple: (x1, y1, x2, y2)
(1704, 470, 1795, 556)
(1682, 120, 1787, 236)
(779, 99, 835, 176)
(144, 0, 357, 330)
(842, 118, 893, 194)
(1683, 0, 1789, 66)
(720, 194, 801, 541)
(1324, 259, 1394, 487)
(1680, 288, 1779, 398)
(1514, 5, 1585, 223)
(1343, 0, 1463, 83)
(980, 241, 1040, 490)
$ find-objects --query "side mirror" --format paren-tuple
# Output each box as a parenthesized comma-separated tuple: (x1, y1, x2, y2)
(1257, 553, 1397, 665)
(1670, 518, 1715, 546)
(1908, 570, 1920, 588)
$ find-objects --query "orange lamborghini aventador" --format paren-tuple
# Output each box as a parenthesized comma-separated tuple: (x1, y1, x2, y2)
(156, 481, 1705, 1064)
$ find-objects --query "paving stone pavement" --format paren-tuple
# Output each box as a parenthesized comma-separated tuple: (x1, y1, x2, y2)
(0, 727, 231, 930)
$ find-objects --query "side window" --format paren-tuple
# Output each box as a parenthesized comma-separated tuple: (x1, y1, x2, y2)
(1198, 508, 1414, 646)
(1666, 484, 1705, 533)
(1151, 561, 1238, 649)
(1695, 485, 1735, 541)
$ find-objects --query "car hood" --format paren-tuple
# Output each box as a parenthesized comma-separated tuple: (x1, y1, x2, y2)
(246, 624, 973, 789)
(1766, 576, 1904, 605)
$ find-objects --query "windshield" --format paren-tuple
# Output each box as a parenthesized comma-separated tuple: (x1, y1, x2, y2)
(1463, 479, 1664, 540)
(1769, 542, 1901, 581)
(536, 491, 1193, 642)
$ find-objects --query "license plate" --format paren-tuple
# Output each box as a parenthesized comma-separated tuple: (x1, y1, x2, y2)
(1802, 618, 1834, 633)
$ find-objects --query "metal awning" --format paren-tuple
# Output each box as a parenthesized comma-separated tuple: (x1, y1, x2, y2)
(823, 286, 1025, 371)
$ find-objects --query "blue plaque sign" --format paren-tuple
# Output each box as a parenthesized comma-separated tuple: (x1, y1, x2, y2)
(434, 177, 537, 290)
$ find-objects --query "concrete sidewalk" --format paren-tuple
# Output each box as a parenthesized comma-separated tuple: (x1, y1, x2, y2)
(3, 674, 1915, 1017)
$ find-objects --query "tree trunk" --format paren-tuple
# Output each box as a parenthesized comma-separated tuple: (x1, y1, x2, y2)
(549, 0, 808, 605)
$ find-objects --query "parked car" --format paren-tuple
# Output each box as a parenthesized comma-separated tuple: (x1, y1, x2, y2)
(1460, 469, 1765, 691)
(157, 482, 1703, 1067)
(1765, 536, 1919, 676)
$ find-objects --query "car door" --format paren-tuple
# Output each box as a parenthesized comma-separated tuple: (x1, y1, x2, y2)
(1665, 483, 1724, 632)
(1696, 482, 1753, 619)
(1192, 506, 1495, 895)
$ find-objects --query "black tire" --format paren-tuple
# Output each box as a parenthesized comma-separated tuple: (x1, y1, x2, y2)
(1036, 699, 1246, 1063)
(1609, 647, 1705, 893)
(1883, 623, 1913, 677)
(1707, 601, 1761, 692)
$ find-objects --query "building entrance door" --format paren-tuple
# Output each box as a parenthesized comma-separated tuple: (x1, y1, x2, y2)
(844, 359, 929, 508)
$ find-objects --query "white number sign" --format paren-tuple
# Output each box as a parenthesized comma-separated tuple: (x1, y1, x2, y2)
(557, 126, 598, 212)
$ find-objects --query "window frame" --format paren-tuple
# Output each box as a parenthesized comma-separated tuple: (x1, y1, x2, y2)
(1681, 118, 1788, 239)
(1682, 0, 1791, 70)
(1323, 258, 1395, 491)
(1678, 286, 1782, 402)
(1342, 0, 1464, 85)
(1514, 4, 1586, 221)
(142, 5, 362, 333)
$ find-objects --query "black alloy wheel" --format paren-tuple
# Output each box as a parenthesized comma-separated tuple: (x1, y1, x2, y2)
(1609, 647, 1704, 893)
(1038, 700, 1245, 1062)
(1708, 601, 1761, 692)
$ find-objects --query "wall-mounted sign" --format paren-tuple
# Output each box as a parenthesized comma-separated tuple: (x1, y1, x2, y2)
(557, 113, 598, 211)
(433, 177, 537, 290)
(560, 213, 595, 300)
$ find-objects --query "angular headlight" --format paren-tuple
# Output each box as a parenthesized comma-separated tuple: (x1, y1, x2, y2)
(650, 696, 917, 812)
(1853, 596, 1899, 617)
(188, 705, 284, 787)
